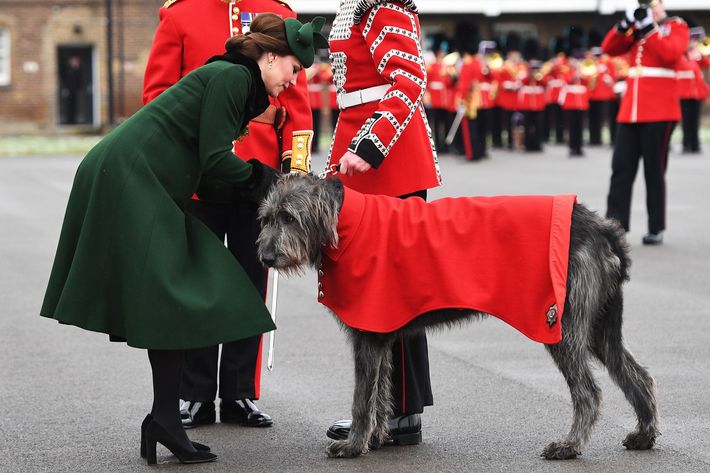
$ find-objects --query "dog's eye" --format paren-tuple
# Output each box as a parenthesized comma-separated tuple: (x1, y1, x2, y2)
(282, 213, 296, 224)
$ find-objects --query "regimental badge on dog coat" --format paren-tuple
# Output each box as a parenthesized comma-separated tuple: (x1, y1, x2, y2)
(319, 187, 576, 344)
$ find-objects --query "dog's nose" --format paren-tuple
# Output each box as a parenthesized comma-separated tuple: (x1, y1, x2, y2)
(261, 256, 276, 267)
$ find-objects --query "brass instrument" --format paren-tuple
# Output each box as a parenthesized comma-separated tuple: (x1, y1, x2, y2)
(442, 51, 460, 77)
(580, 57, 599, 90)
(486, 52, 504, 71)
(700, 37, 710, 56)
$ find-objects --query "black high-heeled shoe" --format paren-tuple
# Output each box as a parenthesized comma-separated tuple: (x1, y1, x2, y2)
(140, 414, 211, 458)
(144, 419, 217, 465)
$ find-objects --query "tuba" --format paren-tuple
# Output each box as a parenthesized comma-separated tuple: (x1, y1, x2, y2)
(486, 52, 504, 72)
(580, 58, 599, 90)
(699, 37, 710, 57)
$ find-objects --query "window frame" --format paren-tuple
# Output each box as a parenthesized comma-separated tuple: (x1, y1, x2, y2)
(0, 27, 10, 86)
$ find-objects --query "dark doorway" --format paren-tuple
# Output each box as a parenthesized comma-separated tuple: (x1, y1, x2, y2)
(57, 45, 94, 126)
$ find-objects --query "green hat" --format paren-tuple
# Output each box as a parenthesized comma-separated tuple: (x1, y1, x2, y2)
(284, 16, 329, 68)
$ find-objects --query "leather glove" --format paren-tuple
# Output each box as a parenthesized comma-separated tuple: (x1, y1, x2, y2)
(634, 8, 655, 35)
(237, 159, 280, 205)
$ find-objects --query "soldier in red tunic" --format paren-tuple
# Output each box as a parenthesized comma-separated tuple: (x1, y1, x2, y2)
(307, 61, 329, 154)
(518, 60, 546, 152)
(602, 0, 688, 245)
(677, 28, 710, 154)
(425, 47, 455, 152)
(457, 52, 485, 160)
(586, 49, 618, 146)
(324, 0, 441, 446)
(143, 0, 313, 429)
(560, 60, 590, 157)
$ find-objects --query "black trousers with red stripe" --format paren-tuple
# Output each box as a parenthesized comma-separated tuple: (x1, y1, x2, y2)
(606, 121, 676, 235)
(391, 190, 434, 415)
(180, 200, 266, 402)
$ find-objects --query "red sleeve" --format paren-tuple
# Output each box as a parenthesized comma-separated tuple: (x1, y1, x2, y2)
(645, 20, 689, 65)
(601, 27, 634, 57)
(142, 8, 182, 105)
(348, 4, 427, 168)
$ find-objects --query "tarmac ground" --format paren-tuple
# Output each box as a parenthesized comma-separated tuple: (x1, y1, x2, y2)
(1, 142, 709, 472)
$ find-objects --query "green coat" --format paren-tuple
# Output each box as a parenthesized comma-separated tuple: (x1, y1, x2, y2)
(40, 60, 276, 349)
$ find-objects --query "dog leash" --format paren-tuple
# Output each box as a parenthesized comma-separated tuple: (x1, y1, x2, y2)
(318, 163, 340, 179)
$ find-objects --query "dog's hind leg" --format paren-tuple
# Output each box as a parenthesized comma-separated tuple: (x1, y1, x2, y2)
(327, 331, 391, 458)
(542, 337, 602, 460)
(592, 289, 659, 450)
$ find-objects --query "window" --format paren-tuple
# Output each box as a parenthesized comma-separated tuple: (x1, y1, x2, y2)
(0, 28, 10, 86)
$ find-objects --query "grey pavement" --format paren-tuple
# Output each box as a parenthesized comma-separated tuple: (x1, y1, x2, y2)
(1, 142, 709, 472)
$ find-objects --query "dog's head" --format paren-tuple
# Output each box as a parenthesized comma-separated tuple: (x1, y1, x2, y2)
(256, 173, 343, 274)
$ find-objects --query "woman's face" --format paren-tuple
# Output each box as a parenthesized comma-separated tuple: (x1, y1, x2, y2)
(261, 54, 303, 97)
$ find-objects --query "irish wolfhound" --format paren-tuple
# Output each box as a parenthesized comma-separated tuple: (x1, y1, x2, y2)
(257, 173, 658, 460)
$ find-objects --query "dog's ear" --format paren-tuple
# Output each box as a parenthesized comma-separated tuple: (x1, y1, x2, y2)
(322, 177, 344, 209)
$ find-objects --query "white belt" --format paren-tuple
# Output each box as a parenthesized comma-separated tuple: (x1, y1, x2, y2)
(676, 70, 695, 80)
(337, 84, 390, 110)
(308, 84, 323, 91)
(565, 85, 587, 93)
(428, 81, 446, 90)
(628, 66, 676, 78)
(521, 86, 544, 94)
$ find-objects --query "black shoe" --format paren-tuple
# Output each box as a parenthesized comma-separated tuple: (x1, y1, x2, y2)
(220, 399, 273, 427)
(326, 414, 422, 446)
(141, 414, 210, 458)
(180, 400, 216, 429)
(144, 419, 217, 465)
(642, 231, 664, 245)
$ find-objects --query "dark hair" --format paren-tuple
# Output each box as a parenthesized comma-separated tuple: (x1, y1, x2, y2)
(225, 14, 291, 61)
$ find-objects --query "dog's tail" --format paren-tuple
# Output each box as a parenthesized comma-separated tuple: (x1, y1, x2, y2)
(602, 217, 631, 283)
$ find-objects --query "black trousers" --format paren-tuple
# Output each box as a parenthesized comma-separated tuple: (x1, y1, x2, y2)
(462, 117, 486, 160)
(523, 110, 543, 152)
(566, 110, 585, 155)
(312, 109, 322, 154)
(608, 100, 620, 146)
(544, 103, 566, 144)
(390, 189, 434, 415)
(477, 108, 491, 158)
(427, 107, 451, 153)
(588, 100, 605, 145)
(490, 106, 504, 148)
(180, 200, 267, 402)
(680, 99, 701, 153)
(606, 121, 676, 234)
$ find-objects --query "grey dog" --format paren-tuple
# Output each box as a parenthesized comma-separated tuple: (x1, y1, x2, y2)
(256, 173, 658, 460)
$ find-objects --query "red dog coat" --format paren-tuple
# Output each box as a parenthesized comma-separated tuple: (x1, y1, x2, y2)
(319, 187, 576, 344)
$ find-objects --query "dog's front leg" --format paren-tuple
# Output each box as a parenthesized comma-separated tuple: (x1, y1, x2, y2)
(327, 331, 386, 458)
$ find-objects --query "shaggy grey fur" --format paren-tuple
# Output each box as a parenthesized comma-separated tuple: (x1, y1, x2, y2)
(257, 173, 658, 460)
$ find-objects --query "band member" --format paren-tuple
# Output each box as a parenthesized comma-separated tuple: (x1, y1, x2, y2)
(325, 0, 441, 445)
(677, 28, 710, 154)
(602, 0, 689, 245)
(542, 52, 569, 144)
(518, 60, 546, 152)
(142, 0, 313, 429)
(426, 48, 455, 152)
(497, 51, 524, 149)
(586, 49, 618, 146)
(559, 64, 589, 157)
(458, 51, 485, 160)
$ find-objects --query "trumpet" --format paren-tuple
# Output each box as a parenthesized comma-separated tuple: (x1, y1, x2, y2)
(579, 58, 598, 77)
(700, 37, 710, 56)
(486, 52, 504, 71)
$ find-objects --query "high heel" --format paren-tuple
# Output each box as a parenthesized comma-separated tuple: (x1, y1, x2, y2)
(144, 419, 217, 465)
(140, 414, 211, 458)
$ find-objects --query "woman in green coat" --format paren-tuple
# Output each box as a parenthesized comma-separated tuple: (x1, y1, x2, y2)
(40, 14, 328, 465)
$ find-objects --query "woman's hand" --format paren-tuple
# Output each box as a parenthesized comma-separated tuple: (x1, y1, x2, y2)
(339, 151, 372, 176)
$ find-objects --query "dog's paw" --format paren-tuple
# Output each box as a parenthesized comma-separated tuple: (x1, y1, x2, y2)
(622, 430, 657, 450)
(326, 440, 368, 458)
(541, 441, 580, 460)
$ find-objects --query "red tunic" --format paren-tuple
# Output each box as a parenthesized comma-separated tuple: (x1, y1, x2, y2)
(602, 16, 689, 123)
(518, 67, 545, 112)
(319, 187, 576, 344)
(677, 54, 710, 100)
(326, 0, 441, 197)
(587, 57, 617, 101)
(426, 60, 454, 110)
(142, 0, 312, 170)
